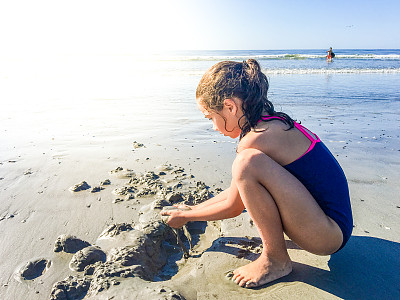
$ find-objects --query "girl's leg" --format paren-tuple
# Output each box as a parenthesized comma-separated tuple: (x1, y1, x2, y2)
(230, 148, 343, 288)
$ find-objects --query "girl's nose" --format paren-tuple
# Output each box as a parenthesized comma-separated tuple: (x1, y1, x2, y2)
(213, 123, 218, 131)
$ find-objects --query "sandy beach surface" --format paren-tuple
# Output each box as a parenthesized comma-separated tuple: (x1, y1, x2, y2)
(1, 56, 400, 299)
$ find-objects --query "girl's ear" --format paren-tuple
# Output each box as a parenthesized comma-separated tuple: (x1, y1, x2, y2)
(223, 98, 238, 114)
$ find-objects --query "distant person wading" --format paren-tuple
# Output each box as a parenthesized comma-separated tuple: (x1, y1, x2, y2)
(326, 47, 335, 62)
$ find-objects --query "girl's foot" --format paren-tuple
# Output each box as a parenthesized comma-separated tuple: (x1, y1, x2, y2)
(231, 255, 292, 288)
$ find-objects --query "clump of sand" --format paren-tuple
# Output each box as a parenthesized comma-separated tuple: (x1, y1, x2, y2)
(16, 161, 221, 299)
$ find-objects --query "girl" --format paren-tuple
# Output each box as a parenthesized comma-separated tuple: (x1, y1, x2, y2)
(161, 59, 353, 288)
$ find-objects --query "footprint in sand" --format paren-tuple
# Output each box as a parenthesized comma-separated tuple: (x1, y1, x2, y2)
(14, 258, 51, 282)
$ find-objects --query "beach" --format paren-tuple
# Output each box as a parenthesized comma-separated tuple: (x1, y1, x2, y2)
(1, 51, 400, 299)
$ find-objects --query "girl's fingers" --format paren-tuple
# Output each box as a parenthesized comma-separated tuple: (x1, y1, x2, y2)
(175, 204, 192, 210)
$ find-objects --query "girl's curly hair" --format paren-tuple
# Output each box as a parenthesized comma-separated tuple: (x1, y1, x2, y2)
(196, 59, 294, 139)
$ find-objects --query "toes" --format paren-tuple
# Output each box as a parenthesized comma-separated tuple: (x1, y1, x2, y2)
(234, 274, 252, 288)
(245, 281, 257, 288)
(238, 278, 249, 287)
(230, 268, 254, 288)
(227, 270, 256, 288)
(233, 274, 244, 284)
(231, 271, 240, 280)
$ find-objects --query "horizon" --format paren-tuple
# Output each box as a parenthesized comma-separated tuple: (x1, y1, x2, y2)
(2, 49, 400, 62)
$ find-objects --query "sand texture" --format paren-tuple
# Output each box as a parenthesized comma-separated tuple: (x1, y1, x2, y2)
(1, 80, 400, 299)
(1, 134, 399, 300)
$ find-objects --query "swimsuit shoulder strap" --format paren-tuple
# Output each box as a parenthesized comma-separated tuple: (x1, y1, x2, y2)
(258, 115, 283, 122)
(293, 122, 321, 158)
(294, 123, 318, 142)
(258, 115, 321, 158)
(259, 115, 319, 142)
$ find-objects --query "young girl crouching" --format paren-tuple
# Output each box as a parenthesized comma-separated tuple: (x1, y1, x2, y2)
(161, 59, 353, 288)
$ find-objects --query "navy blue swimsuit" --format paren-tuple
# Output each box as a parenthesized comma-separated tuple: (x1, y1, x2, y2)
(259, 116, 353, 251)
(284, 142, 353, 251)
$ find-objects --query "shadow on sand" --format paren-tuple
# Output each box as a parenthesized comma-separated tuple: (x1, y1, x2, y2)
(209, 235, 400, 299)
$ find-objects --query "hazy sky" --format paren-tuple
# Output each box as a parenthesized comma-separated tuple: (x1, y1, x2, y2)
(1, 0, 399, 56)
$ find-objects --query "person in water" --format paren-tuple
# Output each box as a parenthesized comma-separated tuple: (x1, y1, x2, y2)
(326, 47, 334, 61)
(161, 59, 353, 288)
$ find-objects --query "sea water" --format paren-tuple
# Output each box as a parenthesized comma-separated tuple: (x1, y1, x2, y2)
(0, 49, 399, 168)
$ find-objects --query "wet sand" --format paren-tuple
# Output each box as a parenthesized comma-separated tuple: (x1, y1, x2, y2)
(1, 74, 400, 299)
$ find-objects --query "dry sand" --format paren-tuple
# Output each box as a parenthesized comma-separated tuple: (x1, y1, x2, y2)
(1, 105, 400, 299)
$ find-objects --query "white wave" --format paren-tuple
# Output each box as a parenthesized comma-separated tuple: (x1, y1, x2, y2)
(158, 53, 400, 61)
(174, 68, 400, 77)
(262, 68, 400, 74)
(335, 54, 400, 60)
(158, 54, 322, 61)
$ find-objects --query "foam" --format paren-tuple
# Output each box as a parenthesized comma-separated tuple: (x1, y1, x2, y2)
(158, 53, 400, 62)
(262, 68, 400, 75)
(184, 68, 400, 76)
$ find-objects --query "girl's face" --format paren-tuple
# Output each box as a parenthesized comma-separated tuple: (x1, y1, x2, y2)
(197, 98, 242, 139)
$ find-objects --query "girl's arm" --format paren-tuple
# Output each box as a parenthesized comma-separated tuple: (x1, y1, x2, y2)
(161, 183, 245, 228)
(181, 188, 229, 210)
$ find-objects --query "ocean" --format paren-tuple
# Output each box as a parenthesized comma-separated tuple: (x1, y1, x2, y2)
(1, 49, 400, 300)
(1, 49, 399, 172)
(153, 49, 400, 74)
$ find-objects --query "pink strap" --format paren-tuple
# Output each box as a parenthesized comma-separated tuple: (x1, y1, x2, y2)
(258, 116, 283, 123)
(258, 116, 320, 158)
(295, 123, 321, 158)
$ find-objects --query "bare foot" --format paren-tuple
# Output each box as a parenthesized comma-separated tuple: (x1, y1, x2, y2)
(231, 255, 292, 288)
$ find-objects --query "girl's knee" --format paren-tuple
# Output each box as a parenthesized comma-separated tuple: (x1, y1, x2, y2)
(232, 148, 267, 181)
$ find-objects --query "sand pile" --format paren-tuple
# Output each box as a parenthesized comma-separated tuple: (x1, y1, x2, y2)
(14, 162, 221, 299)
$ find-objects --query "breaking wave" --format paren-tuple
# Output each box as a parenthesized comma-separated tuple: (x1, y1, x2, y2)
(262, 68, 400, 74)
(159, 53, 400, 62)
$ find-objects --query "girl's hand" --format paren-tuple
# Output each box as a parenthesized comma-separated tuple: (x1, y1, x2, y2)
(173, 203, 193, 211)
(160, 209, 188, 228)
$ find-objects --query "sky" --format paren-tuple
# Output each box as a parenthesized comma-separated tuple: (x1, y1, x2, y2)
(0, 0, 399, 56)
